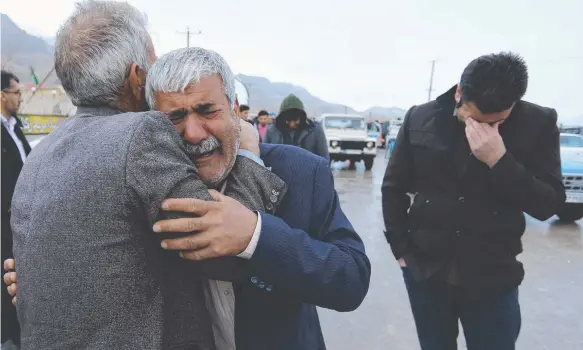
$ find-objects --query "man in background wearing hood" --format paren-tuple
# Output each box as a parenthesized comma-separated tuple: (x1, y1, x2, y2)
(264, 94, 329, 159)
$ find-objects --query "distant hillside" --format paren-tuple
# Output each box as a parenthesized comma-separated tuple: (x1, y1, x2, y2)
(237, 74, 407, 120)
(1, 13, 407, 119)
(1, 13, 58, 85)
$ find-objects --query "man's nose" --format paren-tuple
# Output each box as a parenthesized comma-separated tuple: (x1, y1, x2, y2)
(182, 115, 209, 144)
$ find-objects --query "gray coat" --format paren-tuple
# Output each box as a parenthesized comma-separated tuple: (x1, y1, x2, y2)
(11, 107, 287, 350)
(263, 120, 329, 160)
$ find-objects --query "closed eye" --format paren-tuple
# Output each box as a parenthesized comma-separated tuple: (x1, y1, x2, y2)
(167, 108, 188, 123)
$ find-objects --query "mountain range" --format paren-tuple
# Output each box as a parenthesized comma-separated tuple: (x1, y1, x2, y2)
(0, 13, 406, 119)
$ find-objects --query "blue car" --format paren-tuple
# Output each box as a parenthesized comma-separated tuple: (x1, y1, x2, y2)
(557, 133, 583, 222)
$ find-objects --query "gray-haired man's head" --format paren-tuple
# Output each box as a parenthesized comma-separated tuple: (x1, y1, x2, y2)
(145, 47, 241, 186)
(55, 0, 156, 111)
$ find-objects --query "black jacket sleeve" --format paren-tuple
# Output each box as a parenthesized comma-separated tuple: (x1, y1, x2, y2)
(381, 107, 415, 260)
(488, 108, 566, 220)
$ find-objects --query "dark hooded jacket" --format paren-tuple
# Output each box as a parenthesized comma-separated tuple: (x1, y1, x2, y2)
(263, 94, 329, 159)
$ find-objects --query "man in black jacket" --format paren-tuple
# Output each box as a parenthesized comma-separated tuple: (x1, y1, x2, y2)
(263, 94, 329, 159)
(1, 70, 30, 349)
(382, 52, 565, 350)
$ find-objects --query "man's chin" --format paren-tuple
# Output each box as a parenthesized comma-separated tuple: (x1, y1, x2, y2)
(199, 171, 228, 189)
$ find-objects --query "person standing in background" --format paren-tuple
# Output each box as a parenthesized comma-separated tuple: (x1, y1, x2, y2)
(239, 104, 251, 123)
(263, 94, 329, 159)
(256, 110, 270, 141)
(1, 70, 30, 350)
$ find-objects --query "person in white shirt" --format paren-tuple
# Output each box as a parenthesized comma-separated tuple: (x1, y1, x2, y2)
(1, 70, 30, 350)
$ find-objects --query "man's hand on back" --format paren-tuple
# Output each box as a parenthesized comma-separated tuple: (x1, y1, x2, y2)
(3, 258, 17, 305)
(465, 118, 506, 168)
(154, 190, 258, 260)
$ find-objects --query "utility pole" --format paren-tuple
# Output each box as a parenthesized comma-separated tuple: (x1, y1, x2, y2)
(177, 27, 202, 48)
(427, 60, 436, 102)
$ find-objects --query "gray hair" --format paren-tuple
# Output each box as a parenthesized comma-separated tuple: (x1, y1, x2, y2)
(54, 0, 151, 107)
(145, 47, 236, 110)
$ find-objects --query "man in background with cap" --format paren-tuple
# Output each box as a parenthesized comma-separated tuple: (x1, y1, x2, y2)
(263, 94, 328, 159)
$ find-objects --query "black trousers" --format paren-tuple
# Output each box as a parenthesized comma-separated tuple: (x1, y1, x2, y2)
(402, 267, 521, 350)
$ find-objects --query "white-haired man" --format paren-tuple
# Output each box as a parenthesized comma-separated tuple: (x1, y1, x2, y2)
(139, 48, 370, 350)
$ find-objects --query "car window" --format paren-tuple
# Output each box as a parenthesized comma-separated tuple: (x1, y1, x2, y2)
(560, 135, 583, 148)
(325, 117, 365, 130)
(367, 123, 381, 132)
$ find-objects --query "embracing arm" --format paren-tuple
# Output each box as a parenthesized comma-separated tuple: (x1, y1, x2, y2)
(245, 158, 371, 312)
(125, 112, 249, 281)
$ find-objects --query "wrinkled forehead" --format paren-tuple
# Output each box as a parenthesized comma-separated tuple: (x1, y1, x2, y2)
(154, 75, 229, 112)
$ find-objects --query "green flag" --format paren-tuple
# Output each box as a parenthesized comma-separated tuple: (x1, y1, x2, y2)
(30, 66, 39, 85)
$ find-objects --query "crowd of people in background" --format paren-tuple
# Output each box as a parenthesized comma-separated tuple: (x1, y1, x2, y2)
(237, 94, 329, 159)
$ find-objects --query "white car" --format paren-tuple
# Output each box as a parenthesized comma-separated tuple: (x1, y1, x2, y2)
(316, 114, 377, 170)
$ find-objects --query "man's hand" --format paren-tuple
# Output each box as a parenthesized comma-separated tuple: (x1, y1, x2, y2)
(398, 257, 407, 267)
(465, 118, 506, 168)
(3, 258, 17, 305)
(239, 119, 260, 156)
(154, 190, 258, 260)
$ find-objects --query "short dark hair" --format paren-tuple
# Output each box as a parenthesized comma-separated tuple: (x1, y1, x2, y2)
(239, 104, 250, 113)
(459, 52, 528, 114)
(257, 110, 269, 117)
(1, 70, 19, 91)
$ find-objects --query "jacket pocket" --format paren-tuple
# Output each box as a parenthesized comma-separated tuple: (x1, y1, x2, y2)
(410, 227, 453, 260)
(409, 130, 447, 151)
(408, 130, 450, 175)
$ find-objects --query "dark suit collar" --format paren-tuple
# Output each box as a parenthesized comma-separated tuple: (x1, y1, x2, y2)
(75, 106, 124, 117)
(259, 143, 270, 159)
(13, 115, 24, 128)
(436, 85, 458, 112)
(2, 120, 31, 157)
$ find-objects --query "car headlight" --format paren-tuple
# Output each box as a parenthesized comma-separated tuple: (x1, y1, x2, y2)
(367, 142, 374, 148)
(331, 140, 339, 147)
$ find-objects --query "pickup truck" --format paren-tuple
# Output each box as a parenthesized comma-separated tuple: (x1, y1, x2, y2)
(557, 133, 583, 222)
(317, 114, 377, 170)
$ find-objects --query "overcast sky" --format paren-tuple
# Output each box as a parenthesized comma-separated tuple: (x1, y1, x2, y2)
(2, 0, 582, 122)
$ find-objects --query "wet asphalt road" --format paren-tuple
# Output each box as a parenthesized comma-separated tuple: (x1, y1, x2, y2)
(318, 150, 583, 350)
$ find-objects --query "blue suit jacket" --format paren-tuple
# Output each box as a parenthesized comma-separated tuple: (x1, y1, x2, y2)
(234, 144, 371, 350)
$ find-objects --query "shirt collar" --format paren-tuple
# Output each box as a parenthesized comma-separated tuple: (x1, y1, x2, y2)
(1, 114, 16, 128)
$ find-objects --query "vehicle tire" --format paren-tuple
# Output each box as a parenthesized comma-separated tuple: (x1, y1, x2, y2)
(364, 157, 374, 171)
(557, 203, 583, 222)
(348, 160, 357, 170)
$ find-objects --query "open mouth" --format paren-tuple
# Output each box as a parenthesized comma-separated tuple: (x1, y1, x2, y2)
(197, 148, 218, 159)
